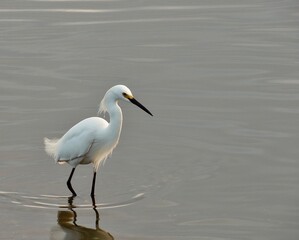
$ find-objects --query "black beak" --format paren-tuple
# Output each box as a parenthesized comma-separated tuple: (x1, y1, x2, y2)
(129, 98, 153, 116)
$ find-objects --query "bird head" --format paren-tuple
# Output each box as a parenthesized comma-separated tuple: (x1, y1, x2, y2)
(99, 85, 153, 116)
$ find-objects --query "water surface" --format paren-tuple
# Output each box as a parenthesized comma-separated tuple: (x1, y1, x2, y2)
(1, 0, 299, 239)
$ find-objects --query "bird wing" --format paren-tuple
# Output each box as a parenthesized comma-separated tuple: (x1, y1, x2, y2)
(55, 117, 108, 162)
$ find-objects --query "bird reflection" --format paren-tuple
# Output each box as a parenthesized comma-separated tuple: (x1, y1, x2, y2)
(51, 197, 114, 240)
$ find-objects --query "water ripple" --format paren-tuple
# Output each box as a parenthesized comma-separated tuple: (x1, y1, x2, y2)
(0, 5, 260, 13)
(55, 17, 210, 26)
(0, 191, 145, 210)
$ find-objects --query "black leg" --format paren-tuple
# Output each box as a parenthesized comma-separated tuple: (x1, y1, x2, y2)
(67, 168, 77, 196)
(90, 171, 97, 198)
(93, 206, 100, 229)
(91, 194, 96, 207)
(67, 196, 78, 226)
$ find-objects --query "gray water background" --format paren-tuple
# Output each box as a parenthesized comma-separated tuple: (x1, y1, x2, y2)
(0, 0, 299, 239)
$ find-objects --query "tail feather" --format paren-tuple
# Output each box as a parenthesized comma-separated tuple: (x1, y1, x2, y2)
(44, 137, 59, 161)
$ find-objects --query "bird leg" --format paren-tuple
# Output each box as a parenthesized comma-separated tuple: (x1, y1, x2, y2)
(90, 171, 97, 198)
(67, 168, 77, 196)
(93, 206, 100, 229)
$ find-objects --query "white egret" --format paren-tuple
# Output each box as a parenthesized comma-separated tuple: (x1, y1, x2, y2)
(44, 85, 152, 197)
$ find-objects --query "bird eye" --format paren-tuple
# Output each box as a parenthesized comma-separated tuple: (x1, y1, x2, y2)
(122, 92, 133, 100)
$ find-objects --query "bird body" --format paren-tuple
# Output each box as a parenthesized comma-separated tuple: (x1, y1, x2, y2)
(44, 85, 152, 197)
(45, 116, 114, 170)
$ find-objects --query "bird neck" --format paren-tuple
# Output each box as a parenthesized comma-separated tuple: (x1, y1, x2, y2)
(107, 100, 123, 138)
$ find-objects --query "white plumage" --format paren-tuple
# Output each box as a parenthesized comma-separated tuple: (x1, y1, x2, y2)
(44, 85, 152, 197)
(45, 117, 110, 169)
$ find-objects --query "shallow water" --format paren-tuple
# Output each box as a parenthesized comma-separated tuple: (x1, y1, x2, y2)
(1, 0, 299, 239)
